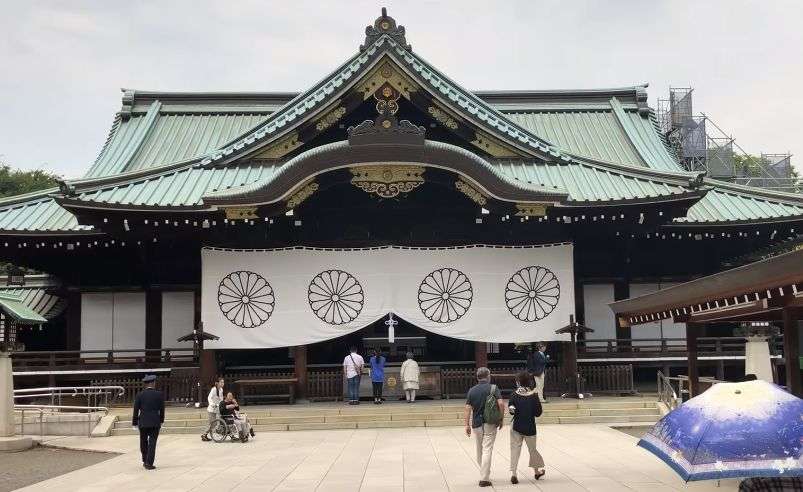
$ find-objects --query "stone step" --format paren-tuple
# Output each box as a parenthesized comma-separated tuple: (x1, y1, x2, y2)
(110, 399, 657, 419)
(113, 406, 659, 429)
(111, 412, 658, 435)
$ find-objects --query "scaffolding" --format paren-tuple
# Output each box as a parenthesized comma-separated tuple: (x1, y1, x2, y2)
(656, 87, 798, 192)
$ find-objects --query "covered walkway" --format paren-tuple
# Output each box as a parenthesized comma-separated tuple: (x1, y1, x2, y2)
(610, 248, 803, 397)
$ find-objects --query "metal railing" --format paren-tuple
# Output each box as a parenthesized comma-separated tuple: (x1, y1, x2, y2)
(656, 373, 727, 407)
(12, 386, 122, 438)
(14, 405, 109, 438)
(14, 385, 124, 408)
(657, 371, 680, 410)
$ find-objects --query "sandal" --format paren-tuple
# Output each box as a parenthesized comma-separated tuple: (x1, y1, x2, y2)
(535, 470, 546, 480)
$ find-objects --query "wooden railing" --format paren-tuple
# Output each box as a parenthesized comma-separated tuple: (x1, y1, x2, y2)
(91, 373, 199, 404)
(577, 336, 784, 358)
(12, 348, 197, 372)
(442, 364, 635, 398)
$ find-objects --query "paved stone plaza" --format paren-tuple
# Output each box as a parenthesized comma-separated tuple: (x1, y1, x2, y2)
(16, 424, 738, 491)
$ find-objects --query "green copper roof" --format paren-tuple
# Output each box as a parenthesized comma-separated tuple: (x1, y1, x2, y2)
(0, 292, 47, 324)
(493, 159, 690, 202)
(65, 151, 690, 208)
(0, 191, 89, 234)
(85, 109, 269, 179)
(677, 180, 803, 223)
(201, 35, 570, 166)
(0, 275, 65, 320)
(71, 163, 280, 208)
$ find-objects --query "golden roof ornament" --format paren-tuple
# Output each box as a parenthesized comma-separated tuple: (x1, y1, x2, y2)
(360, 7, 411, 52)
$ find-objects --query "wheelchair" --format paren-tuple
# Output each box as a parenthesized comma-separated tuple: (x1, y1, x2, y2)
(210, 414, 249, 443)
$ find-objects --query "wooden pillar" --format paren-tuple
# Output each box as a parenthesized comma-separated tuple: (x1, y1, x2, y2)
(199, 349, 217, 388)
(562, 336, 579, 397)
(614, 281, 631, 348)
(686, 323, 700, 398)
(474, 342, 488, 368)
(782, 307, 802, 397)
(64, 290, 81, 351)
(294, 345, 308, 400)
(145, 289, 162, 361)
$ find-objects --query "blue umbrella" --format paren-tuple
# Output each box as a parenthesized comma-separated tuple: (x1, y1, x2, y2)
(638, 380, 803, 481)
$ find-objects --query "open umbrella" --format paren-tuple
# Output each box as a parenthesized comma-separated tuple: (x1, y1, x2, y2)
(638, 379, 803, 481)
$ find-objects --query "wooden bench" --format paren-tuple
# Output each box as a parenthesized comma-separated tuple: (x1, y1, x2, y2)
(235, 378, 298, 405)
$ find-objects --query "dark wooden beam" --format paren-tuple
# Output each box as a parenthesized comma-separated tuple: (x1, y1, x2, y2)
(294, 345, 308, 400)
(782, 307, 802, 397)
(64, 290, 81, 351)
(686, 323, 701, 397)
(145, 289, 163, 360)
(474, 342, 488, 368)
(614, 281, 631, 347)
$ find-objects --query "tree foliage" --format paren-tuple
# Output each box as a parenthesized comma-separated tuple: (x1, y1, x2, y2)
(0, 159, 61, 198)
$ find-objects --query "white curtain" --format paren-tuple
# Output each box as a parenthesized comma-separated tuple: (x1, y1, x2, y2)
(161, 291, 195, 349)
(80, 292, 145, 354)
(582, 284, 616, 340)
(201, 244, 575, 348)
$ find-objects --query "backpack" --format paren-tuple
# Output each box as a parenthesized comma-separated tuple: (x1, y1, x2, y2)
(482, 384, 502, 425)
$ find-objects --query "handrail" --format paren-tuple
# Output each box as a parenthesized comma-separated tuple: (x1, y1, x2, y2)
(13, 385, 124, 408)
(656, 371, 680, 410)
(14, 404, 109, 438)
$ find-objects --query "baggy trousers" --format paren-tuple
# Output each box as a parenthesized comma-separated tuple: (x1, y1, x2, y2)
(534, 373, 545, 401)
(510, 429, 545, 474)
(473, 424, 498, 481)
(139, 426, 160, 466)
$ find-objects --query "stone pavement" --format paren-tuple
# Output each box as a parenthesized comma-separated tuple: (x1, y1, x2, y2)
(18, 424, 739, 491)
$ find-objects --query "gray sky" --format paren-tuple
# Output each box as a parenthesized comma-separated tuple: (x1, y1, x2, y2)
(1, 0, 802, 179)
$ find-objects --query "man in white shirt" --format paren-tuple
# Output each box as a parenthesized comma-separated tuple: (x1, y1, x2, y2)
(343, 346, 364, 405)
(201, 377, 224, 442)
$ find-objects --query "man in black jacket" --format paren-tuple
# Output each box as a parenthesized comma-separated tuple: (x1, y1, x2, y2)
(526, 344, 548, 402)
(132, 374, 165, 470)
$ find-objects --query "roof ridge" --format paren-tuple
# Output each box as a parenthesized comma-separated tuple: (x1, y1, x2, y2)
(702, 177, 803, 204)
(0, 187, 60, 208)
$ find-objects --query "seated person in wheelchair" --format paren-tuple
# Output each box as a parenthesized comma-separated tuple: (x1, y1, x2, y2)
(219, 392, 255, 440)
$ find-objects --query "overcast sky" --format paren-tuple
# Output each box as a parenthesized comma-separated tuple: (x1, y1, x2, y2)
(1, 1, 801, 178)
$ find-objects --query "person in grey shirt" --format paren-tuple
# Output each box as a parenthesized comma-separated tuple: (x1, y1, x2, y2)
(464, 367, 504, 487)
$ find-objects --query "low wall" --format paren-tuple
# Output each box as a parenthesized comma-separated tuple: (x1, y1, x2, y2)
(14, 411, 103, 437)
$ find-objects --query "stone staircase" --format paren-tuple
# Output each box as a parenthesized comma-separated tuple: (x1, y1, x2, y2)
(110, 398, 660, 436)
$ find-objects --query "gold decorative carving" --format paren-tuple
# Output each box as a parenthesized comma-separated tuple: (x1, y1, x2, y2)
(515, 203, 549, 217)
(224, 206, 258, 220)
(357, 60, 418, 100)
(254, 132, 302, 159)
(286, 181, 319, 209)
(315, 106, 347, 131)
(428, 106, 458, 130)
(455, 179, 487, 206)
(350, 165, 425, 198)
(471, 132, 520, 158)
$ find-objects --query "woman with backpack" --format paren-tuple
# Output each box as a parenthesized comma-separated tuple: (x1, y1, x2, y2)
(508, 370, 545, 483)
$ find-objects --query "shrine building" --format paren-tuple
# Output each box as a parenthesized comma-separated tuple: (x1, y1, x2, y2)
(2, 9, 802, 399)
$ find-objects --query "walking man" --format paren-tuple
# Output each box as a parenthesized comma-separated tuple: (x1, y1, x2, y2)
(465, 367, 504, 487)
(132, 374, 165, 470)
(527, 343, 548, 402)
(343, 346, 364, 405)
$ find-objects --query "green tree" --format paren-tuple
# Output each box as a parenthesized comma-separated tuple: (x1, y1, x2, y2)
(0, 159, 61, 198)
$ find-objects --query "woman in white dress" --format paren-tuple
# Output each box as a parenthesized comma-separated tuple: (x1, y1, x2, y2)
(400, 352, 420, 402)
